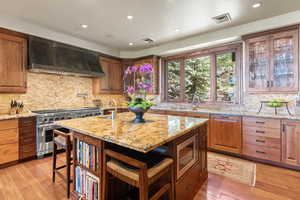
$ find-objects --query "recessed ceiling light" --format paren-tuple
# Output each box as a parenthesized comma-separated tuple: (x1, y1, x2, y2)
(175, 28, 180, 32)
(129, 43, 133, 46)
(252, 2, 262, 8)
(81, 24, 88, 29)
(127, 15, 133, 20)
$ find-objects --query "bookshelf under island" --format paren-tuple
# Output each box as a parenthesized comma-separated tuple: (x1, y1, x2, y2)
(57, 112, 209, 200)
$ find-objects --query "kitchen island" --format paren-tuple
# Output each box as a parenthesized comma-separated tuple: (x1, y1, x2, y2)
(57, 112, 209, 200)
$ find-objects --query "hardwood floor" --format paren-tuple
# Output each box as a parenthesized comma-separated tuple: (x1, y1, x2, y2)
(0, 153, 300, 200)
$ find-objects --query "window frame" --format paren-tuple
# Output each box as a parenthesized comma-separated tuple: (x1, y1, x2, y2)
(163, 43, 242, 104)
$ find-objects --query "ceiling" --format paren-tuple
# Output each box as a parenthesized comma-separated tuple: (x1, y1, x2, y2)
(1, 0, 300, 51)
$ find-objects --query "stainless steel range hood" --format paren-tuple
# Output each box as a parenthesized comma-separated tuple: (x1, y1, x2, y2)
(28, 36, 105, 77)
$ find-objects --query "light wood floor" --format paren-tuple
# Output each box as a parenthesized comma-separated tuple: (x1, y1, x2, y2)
(1, 154, 300, 200)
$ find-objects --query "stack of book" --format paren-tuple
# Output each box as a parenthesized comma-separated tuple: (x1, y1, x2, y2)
(75, 166, 99, 200)
(77, 140, 99, 171)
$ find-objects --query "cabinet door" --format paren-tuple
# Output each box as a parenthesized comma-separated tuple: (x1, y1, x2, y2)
(0, 128, 19, 165)
(110, 60, 123, 92)
(99, 57, 111, 92)
(93, 57, 122, 94)
(270, 30, 299, 92)
(245, 36, 270, 92)
(210, 115, 242, 154)
(133, 56, 159, 94)
(282, 120, 300, 166)
(0, 32, 26, 93)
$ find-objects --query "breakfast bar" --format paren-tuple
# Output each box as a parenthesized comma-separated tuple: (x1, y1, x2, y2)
(57, 112, 209, 200)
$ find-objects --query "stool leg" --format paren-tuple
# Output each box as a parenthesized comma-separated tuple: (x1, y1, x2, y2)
(139, 168, 148, 200)
(66, 144, 71, 198)
(102, 153, 108, 200)
(52, 142, 57, 183)
(168, 166, 174, 200)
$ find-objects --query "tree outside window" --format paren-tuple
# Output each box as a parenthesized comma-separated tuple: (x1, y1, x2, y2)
(164, 45, 240, 104)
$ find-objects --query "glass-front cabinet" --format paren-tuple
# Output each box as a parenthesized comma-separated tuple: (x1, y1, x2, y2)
(270, 30, 299, 91)
(245, 27, 299, 93)
(246, 36, 270, 92)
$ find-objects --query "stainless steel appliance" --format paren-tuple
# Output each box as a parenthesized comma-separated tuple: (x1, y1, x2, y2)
(32, 108, 102, 158)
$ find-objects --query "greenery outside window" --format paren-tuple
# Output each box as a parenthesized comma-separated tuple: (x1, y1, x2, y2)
(164, 44, 241, 104)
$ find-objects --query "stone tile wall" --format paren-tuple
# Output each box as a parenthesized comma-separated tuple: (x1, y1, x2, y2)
(0, 73, 125, 114)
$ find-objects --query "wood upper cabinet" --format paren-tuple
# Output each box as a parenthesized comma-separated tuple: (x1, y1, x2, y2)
(210, 115, 242, 154)
(244, 26, 299, 93)
(123, 55, 159, 94)
(282, 120, 300, 166)
(0, 31, 27, 93)
(93, 57, 123, 94)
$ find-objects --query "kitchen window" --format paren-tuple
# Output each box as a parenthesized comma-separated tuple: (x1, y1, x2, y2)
(163, 44, 241, 104)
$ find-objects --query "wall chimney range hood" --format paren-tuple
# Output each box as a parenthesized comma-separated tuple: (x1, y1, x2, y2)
(28, 36, 105, 77)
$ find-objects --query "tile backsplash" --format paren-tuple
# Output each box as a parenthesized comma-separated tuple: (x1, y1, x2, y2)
(0, 72, 125, 114)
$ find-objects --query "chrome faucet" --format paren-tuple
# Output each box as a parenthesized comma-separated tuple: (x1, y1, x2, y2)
(191, 95, 201, 110)
(108, 99, 118, 112)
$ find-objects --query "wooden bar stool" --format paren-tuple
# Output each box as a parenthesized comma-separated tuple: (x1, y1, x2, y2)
(52, 130, 73, 198)
(103, 149, 174, 200)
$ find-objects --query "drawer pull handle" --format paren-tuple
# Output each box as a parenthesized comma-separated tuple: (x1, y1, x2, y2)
(23, 138, 34, 143)
(23, 150, 33, 153)
(256, 140, 265, 143)
(256, 130, 265, 134)
(256, 150, 266, 154)
(256, 121, 265, 124)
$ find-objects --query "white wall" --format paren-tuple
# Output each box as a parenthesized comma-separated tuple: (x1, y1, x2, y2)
(120, 10, 300, 58)
(0, 14, 120, 57)
(2, 10, 300, 59)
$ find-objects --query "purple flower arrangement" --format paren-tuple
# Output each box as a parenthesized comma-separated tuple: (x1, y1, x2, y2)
(124, 63, 155, 111)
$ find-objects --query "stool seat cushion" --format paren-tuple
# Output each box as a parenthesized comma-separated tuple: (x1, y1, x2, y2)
(107, 158, 173, 182)
(54, 135, 73, 147)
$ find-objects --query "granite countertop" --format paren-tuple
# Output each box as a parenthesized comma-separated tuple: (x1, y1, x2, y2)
(151, 106, 300, 120)
(57, 112, 208, 153)
(101, 106, 128, 110)
(0, 112, 37, 120)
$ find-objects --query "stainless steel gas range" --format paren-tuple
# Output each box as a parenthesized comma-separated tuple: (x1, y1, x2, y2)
(32, 108, 102, 158)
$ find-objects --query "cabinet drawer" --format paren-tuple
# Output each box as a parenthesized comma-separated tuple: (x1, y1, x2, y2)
(0, 129, 18, 145)
(243, 144, 280, 162)
(243, 117, 280, 129)
(243, 135, 281, 149)
(0, 143, 18, 164)
(243, 126, 280, 138)
(21, 136, 36, 145)
(20, 117, 36, 126)
(20, 127, 35, 138)
(20, 144, 36, 159)
(0, 119, 18, 130)
(211, 115, 241, 122)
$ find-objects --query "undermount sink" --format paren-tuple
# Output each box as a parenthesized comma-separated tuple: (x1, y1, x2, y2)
(98, 116, 112, 119)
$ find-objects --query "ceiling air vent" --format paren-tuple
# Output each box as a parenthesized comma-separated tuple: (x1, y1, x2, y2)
(143, 38, 155, 44)
(212, 13, 232, 24)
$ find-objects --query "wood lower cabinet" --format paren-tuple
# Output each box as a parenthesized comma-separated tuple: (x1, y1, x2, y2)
(243, 117, 281, 162)
(19, 117, 36, 160)
(0, 119, 19, 165)
(93, 57, 123, 94)
(282, 120, 300, 166)
(174, 124, 208, 200)
(210, 115, 242, 154)
(0, 31, 27, 93)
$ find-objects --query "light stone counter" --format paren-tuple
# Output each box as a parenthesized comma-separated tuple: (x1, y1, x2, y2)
(151, 106, 300, 120)
(0, 112, 37, 120)
(57, 112, 208, 153)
